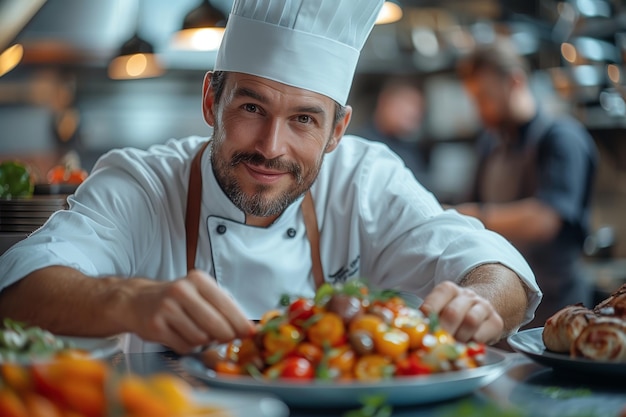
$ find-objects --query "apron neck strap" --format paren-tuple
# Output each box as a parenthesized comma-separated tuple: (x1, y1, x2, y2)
(185, 142, 325, 289)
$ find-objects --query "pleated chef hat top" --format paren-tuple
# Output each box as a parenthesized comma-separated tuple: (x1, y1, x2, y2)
(214, 0, 384, 105)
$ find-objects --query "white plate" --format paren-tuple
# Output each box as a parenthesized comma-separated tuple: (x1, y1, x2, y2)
(181, 348, 509, 408)
(0, 335, 121, 363)
(192, 389, 289, 417)
(58, 335, 122, 359)
(507, 327, 626, 377)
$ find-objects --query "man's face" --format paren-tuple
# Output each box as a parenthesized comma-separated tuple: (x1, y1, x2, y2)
(464, 68, 514, 129)
(204, 73, 349, 219)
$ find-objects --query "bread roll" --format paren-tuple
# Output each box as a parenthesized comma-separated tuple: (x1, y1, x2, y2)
(542, 304, 595, 353)
(571, 316, 626, 362)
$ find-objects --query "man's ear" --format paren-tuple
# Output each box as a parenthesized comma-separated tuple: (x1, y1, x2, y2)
(325, 105, 353, 153)
(202, 71, 215, 126)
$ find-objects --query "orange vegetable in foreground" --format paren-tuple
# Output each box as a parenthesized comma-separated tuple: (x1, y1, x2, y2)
(0, 353, 227, 417)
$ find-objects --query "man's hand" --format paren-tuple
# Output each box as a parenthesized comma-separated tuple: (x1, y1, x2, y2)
(420, 281, 503, 344)
(420, 263, 528, 344)
(124, 269, 255, 353)
(0, 266, 255, 355)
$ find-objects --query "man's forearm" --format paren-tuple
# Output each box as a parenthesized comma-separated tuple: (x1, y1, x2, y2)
(460, 263, 529, 335)
(0, 266, 141, 337)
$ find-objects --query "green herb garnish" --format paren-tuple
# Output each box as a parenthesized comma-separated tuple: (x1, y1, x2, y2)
(343, 395, 392, 417)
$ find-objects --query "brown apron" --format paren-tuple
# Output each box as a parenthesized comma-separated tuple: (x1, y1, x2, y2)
(184, 141, 325, 289)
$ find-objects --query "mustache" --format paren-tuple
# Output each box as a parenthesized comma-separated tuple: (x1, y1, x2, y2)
(230, 152, 302, 182)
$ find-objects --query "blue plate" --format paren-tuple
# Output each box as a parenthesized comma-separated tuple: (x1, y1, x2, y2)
(181, 348, 509, 408)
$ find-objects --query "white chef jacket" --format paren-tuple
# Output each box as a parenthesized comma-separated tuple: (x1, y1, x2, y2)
(0, 135, 541, 352)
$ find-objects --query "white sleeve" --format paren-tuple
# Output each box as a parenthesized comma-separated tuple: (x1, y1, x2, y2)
(356, 145, 542, 327)
(0, 156, 160, 292)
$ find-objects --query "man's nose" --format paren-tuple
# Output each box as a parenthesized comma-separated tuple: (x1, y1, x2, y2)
(255, 118, 288, 159)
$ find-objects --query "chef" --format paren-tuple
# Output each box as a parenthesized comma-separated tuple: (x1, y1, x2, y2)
(0, 0, 540, 354)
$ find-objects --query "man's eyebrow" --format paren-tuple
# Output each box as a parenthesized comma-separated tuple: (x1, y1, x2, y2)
(234, 87, 267, 103)
(294, 105, 325, 115)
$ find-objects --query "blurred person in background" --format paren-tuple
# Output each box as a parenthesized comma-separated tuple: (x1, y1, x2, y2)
(355, 78, 429, 186)
(454, 38, 598, 328)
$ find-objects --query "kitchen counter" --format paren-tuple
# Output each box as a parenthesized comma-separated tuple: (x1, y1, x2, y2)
(105, 350, 626, 417)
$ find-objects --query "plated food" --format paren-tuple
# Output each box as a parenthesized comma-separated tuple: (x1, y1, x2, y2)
(0, 319, 76, 363)
(200, 281, 487, 382)
(0, 353, 230, 417)
(542, 284, 626, 361)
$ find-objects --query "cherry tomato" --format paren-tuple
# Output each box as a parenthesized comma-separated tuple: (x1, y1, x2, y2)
(348, 314, 386, 338)
(395, 355, 432, 376)
(65, 169, 88, 184)
(287, 298, 315, 326)
(307, 312, 345, 348)
(214, 361, 242, 376)
(394, 317, 429, 350)
(327, 345, 356, 374)
(260, 309, 283, 325)
(353, 354, 392, 382)
(47, 166, 66, 184)
(237, 338, 262, 367)
(291, 342, 323, 365)
(263, 323, 303, 357)
(373, 328, 409, 359)
(279, 357, 315, 380)
(466, 342, 486, 358)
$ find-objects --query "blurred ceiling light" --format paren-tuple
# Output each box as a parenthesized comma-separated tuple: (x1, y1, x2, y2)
(108, 0, 163, 80)
(599, 90, 626, 116)
(561, 42, 578, 63)
(376, 1, 403, 25)
(572, 65, 601, 87)
(171, 0, 227, 51)
(108, 35, 164, 80)
(411, 28, 439, 57)
(607, 64, 621, 84)
(0, 43, 23, 77)
(575, 0, 611, 18)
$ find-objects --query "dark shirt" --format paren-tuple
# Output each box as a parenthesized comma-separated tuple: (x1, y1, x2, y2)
(471, 112, 598, 326)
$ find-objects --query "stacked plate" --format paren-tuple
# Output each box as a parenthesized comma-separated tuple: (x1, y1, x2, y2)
(0, 195, 68, 233)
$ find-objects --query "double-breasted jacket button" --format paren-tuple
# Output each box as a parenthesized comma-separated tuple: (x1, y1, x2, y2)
(216, 224, 227, 234)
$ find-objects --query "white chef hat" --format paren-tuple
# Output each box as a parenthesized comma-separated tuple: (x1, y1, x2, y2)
(214, 0, 384, 105)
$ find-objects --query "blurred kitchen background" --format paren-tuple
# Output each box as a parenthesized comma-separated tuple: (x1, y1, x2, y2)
(1, 0, 626, 275)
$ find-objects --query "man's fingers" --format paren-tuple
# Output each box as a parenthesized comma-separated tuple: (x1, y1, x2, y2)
(473, 313, 504, 344)
(420, 281, 459, 316)
(453, 302, 490, 342)
(421, 281, 505, 344)
(187, 270, 255, 339)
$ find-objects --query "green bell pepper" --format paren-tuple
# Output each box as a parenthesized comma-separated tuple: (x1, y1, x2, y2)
(0, 161, 34, 199)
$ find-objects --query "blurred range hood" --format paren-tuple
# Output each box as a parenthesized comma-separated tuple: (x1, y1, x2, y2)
(0, 0, 47, 51)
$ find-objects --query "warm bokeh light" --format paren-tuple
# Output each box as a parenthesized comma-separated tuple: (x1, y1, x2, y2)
(607, 64, 621, 84)
(171, 27, 225, 51)
(376, 1, 403, 25)
(0, 44, 24, 77)
(108, 53, 164, 80)
(561, 42, 578, 63)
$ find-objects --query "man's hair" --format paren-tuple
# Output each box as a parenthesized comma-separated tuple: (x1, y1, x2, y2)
(456, 38, 530, 80)
(210, 71, 348, 126)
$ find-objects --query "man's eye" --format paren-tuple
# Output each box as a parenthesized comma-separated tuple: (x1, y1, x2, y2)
(243, 103, 258, 112)
(297, 115, 312, 124)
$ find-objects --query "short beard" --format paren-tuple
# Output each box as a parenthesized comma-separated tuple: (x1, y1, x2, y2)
(211, 142, 323, 218)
